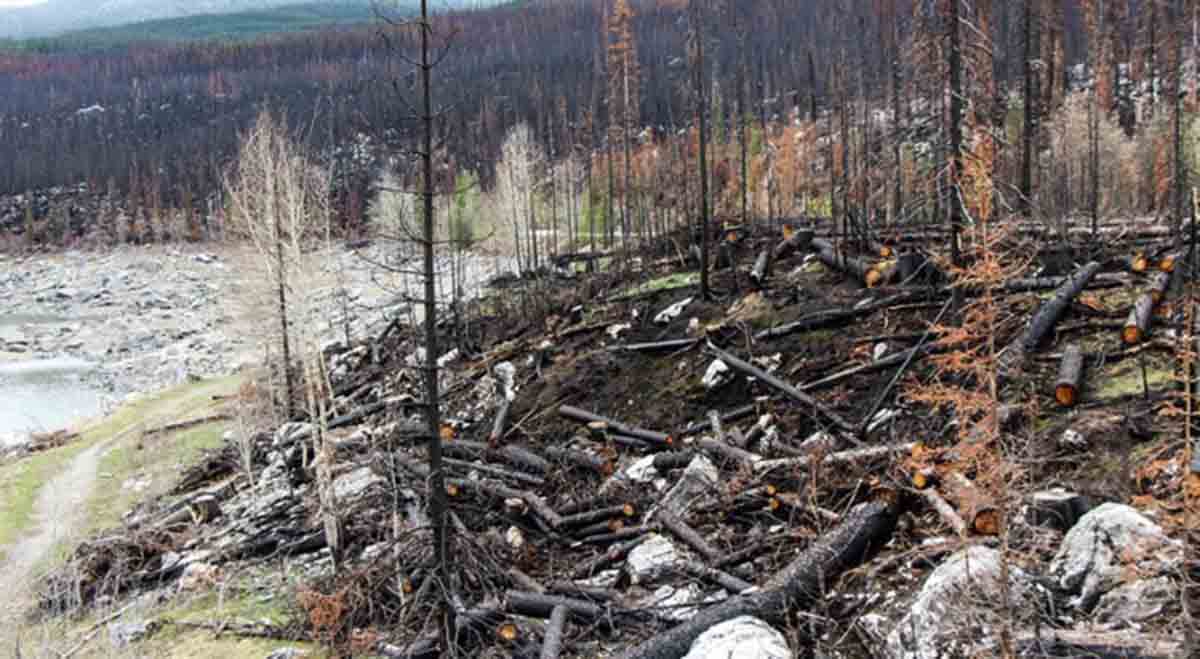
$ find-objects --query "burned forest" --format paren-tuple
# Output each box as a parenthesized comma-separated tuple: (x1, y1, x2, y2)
(2, 1, 1200, 659)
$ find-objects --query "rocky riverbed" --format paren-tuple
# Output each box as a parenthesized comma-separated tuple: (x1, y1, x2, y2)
(0, 243, 516, 423)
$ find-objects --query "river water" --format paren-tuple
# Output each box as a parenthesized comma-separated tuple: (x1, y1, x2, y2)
(0, 315, 104, 448)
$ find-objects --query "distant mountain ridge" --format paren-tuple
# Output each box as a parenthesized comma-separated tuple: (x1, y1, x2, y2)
(0, 0, 494, 39)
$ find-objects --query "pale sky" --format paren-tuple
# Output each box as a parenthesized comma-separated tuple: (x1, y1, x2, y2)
(0, 0, 47, 7)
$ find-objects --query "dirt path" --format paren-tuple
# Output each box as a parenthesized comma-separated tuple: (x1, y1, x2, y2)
(0, 440, 107, 637)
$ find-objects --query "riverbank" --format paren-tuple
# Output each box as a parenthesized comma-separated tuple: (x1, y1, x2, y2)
(0, 243, 516, 446)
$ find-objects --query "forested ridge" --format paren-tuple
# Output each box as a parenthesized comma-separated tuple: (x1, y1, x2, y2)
(0, 0, 1099, 236)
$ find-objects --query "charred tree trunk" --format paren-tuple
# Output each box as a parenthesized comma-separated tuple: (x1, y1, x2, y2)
(615, 501, 896, 659)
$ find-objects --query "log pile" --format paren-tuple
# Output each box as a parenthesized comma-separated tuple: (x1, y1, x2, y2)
(29, 216, 1196, 658)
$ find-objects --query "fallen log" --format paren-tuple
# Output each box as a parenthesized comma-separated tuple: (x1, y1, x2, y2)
(694, 436, 762, 467)
(506, 591, 609, 625)
(1008, 260, 1102, 362)
(1054, 343, 1085, 407)
(920, 488, 967, 536)
(607, 338, 699, 353)
(1013, 629, 1181, 659)
(1122, 292, 1156, 345)
(1149, 270, 1172, 304)
(447, 478, 563, 529)
(678, 562, 754, 594)
(489, 395, 512, 446)
(142, 413, 231, 438)
(680, 405, 757, 437)
(443, 457, 545, 487)
(655, 508, 719, 562)
(568, 536, 645, 580)
(800, 344, 935, 393)
(559, 406, 673, 448)
(441, 440, 551, 475)
(942, 472, 999, 536)
(559, 504, 636, 531)
(749, 250, 771, 287)
(811, 238, 876, 286)
(771, 228, 814, 260)
(704, 343, 856, 435)
(542, 444, 613, 475)
(614, 500, 896, 659)
(754, 442, 917, 477)
(1127, 252, 1152, 273)
(539, 605, 568, 659)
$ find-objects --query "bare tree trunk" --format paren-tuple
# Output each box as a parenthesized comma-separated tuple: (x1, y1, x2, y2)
(419, 0, 451, 646)
(275, 221, 295, 419)
(1022, 0, 1039, 218)
(948, 0, 965, 308)
(690, 0, 710, 300)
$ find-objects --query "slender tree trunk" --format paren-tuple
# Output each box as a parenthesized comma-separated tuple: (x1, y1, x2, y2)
(948, 0, 964, 307)
(275, 221, 295, 419)
(691, 0, 711, 300)
(622, 74, 633, 265)
(418, 0, 451, 646)
(1021, 0, 1039, 218)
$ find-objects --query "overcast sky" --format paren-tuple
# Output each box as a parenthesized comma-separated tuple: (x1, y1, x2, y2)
(0, 0, 47, 7)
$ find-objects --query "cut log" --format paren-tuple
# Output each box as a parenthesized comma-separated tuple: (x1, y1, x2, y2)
(1122, 293, 1156, 345)
(1159, 251, 1181, 273)
(749, 250, 771, 287)
(1149, 270, 1171, 304)
(1013, 629, 1181, 659)
(489, 395, 512, 446)
(542, 444, 613, 475)
(1026, 489, 1093, 531)
(447, 478, 563, 529)
(942, 472, 999, 536)
(695, 437, 762, 467)
(559, 406, 672, 448)
(754, 442, 917, 477)
(920, 488, 967, 536)
(1127, 252, 1151, 273)
(441, 440, 551, 475)
(568, 536, 644, 580)
(655, 508, 719, 562)
(1054, 343, 1085, 407)
(679, 562, 754, 594)
(614, 501, 896, 659)
(559, 504, 636, 531)
(443, 457, 545, 487)
(771, 228, 814, 260)
(704, 343, 856, 435)
(652, 451, 697, 471)
(506, 591, 608, 625)
(811, 238, 876, 285)
(1010, 260, 1102, 359)
(865, 260, 897, 288)
(539, 605, 568, 659)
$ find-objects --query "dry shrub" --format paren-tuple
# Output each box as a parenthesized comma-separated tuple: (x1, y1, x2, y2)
(296, 586, 349, 644)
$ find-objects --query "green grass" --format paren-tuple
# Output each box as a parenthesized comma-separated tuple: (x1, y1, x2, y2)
(0, 375, 242, 564)
(1092, 360, 1175, 401)
(609, 271, 700, 301)
(85, 420, 229, 538)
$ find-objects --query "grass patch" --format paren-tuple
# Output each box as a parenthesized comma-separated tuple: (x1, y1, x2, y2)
(0, 375, 242, 565)
(609, 271, 699, 301)
(1091, 360, 1175, 401)
(84, 420, 229, 538)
